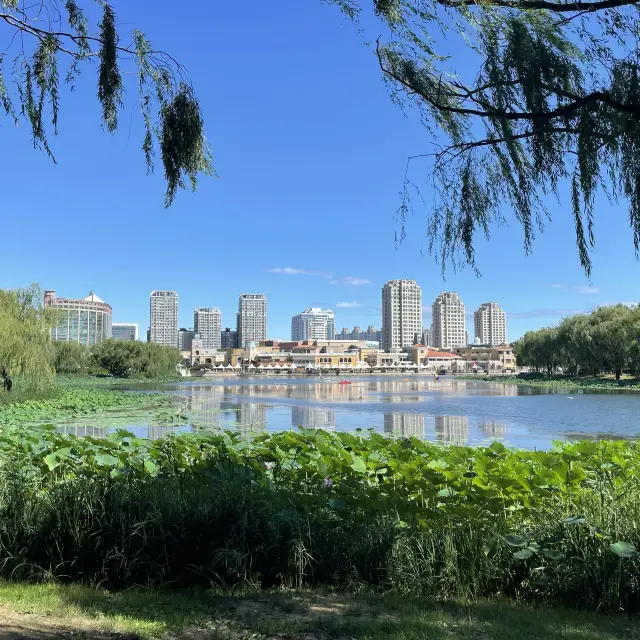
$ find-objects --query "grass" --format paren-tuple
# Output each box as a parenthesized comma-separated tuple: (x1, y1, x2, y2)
(0, 582, 638, 639)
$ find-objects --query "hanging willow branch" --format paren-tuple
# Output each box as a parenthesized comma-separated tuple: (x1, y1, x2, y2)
(0, 0, 213, 205)
(328, 0, 640, 275)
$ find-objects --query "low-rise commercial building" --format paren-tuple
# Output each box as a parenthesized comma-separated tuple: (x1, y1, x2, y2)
(452, 344, 516, 371)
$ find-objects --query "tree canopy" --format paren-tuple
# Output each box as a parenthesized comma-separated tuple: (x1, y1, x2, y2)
(0, 284, 54, 388)
(90, 339, 180, 378)
(0, 0, 213, 205)
(328, 0, 640, 274)
(5, 1, 640, 270)
(516, 304, 640, 379)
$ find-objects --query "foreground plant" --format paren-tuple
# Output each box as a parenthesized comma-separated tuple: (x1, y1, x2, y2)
(0, 427, 638, 612)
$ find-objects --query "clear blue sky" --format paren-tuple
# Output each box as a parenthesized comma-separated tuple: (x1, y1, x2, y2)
(1, 0, 637, 341)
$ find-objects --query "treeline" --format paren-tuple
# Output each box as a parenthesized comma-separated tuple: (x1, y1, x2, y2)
(54, 339, 180, 378)
(0, 285, 56, 389)
(515, 304, 640, 380)
(0, 284, 179, 387)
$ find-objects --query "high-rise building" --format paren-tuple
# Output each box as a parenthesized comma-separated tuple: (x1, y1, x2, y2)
(432, 292, 466, 349)
(422, 327, 433, 346)
(178, 328, 195, 351)
(291, 308, 335, 341)
(221, 328, 238, 349)
(381, 280, 422, 351)
(237, 294, 267, 348)
(149, 291, 178, 348)
(474, 302, 507, 346)
(112, 323, 138, 341)
(45, 290, 112, 346)
(194, 308, 222, 349)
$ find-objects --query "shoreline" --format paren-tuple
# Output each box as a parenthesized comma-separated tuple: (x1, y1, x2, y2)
(454, 374, 640, 391)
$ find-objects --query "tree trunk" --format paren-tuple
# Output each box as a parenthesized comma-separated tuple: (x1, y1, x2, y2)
(616, 367, 621, 381)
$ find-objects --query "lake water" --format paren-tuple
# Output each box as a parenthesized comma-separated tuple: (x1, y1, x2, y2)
(57, 376, 640, 449)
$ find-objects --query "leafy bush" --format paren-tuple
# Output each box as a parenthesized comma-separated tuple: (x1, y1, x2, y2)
(90, 340, 180, 378)
(0, 428, 639, 612)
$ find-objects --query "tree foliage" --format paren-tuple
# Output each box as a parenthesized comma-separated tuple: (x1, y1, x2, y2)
(53, 340, 88, 374)
(0, 1, 213, 205)
(328, 0, 640, 274)
(518, 305, 640, 379)
(90, 339, 180, 378)
(0, 284, 54, 389)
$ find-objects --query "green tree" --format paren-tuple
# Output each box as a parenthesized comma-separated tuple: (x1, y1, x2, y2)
(558, 314, 598, 376)
(53, 341, 88, 375)
(0, 1, 213, 206)
(137, 343, 181, 378)
(90, 339, 142, 377)
(516, 305, 640, 380)
(328, 1, 640, 274)
(0, 284, 54, 389)
(89, 340, 180, 378)
(590, 305, 637, 380)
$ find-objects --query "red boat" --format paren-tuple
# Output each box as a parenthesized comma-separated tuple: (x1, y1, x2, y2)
(338, 380, 352, 385)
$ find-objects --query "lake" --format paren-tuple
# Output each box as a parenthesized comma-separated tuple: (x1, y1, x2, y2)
(56, 376, 640, 449)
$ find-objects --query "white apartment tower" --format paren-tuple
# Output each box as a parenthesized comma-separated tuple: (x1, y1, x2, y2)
(474, 302, 507, 346)
(432, 292, 466, 349)
(237, 293, 267, 348)
(291, 308, 335, 341)
(149, 291, 178, 347)
(194, 308, 222, 349)
(381, 280, 423, 350)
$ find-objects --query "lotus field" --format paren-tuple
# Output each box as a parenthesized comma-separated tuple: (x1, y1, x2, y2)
(0, 425, 639, 613)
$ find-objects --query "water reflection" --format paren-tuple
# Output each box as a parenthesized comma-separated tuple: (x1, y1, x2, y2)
(235, 403, 267, 434)
(50, 376, 640, 449)
(384, 413, 425, 438)
(479, 421, 508, 438)
(292, 406, 336, 431)
(435, 415, 469, 444)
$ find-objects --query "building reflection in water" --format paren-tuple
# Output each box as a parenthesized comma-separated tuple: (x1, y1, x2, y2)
(57, 425, 110, 438)
(479, 421, 508, 438)
(292, 406, 336, 431)
(384, 413, 425, 438)
(184, 385, 225, 430)
(435, 415, 469, 444)
(235, 403, 267, 434)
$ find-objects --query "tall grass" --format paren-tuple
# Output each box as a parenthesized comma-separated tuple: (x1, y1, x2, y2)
(0, 427, 639, 612)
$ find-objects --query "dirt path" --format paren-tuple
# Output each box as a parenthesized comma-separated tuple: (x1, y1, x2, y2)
(0, 606, 137, 639)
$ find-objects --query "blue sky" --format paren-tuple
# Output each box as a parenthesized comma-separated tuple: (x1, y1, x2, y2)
(1, 0, 637, 341)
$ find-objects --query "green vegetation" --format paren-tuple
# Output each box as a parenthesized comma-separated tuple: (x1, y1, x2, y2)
(90, 339, 181, 378)
(0, 427, 639, 614)
(515, 304, 640, 380)
(458, 374, 640, 392)
(0, 584, 638, 640)
(53, 341, 89, 375)
(0, 284, 54, 390)
(0, 283, 181, 393)
(329, 1, 640, 275)
(0, 388, 173, 427)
